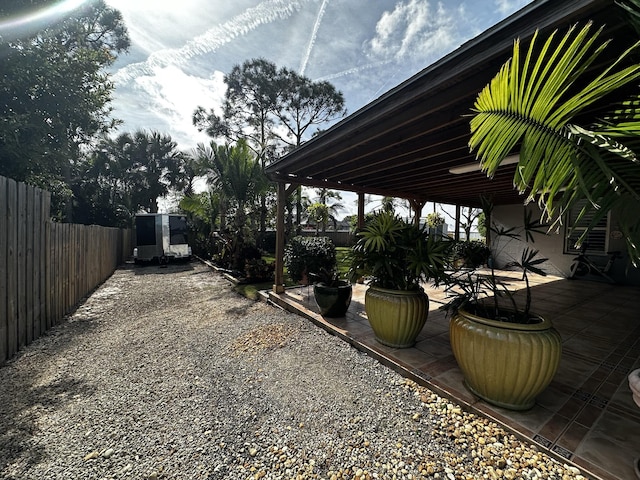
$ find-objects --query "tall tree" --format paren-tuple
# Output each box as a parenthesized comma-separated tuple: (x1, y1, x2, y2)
(193, 59, 280, 165)
(0, 0, 130, 218)
(275, 68, 346, 149)
(276, 69, 345, 228)
(122, 130, 186, 214)
(192, 58, 346, 235)
(73, 137, 136, 227)
(74, 130, 186, 224)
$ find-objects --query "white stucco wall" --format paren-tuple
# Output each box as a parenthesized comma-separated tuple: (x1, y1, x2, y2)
(491, 203, 640, 285)
(491, 204, 569, 277)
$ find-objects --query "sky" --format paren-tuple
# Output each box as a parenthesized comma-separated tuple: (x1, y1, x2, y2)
(5, 0, 533, 217)
(102, 0, 533, 151)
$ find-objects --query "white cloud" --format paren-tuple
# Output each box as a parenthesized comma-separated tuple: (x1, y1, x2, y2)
(366, 0, 460, 61)
(115, 66, 226, 148)
(494, 0, 531, 15)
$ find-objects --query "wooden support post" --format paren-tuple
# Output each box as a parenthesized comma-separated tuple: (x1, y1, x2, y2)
(357, 192, 365, 230)
(273, 183, 286, 294)
(455, 204, 461, 241)
(273, 182, 298, 294)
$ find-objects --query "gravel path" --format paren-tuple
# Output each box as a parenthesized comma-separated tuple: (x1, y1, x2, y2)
(0, 261, 587, 480)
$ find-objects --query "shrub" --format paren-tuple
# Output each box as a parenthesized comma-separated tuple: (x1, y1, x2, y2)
(451, 240, 491, 268)
(244, 258, 274, 282)
(283, 236, 336, 283)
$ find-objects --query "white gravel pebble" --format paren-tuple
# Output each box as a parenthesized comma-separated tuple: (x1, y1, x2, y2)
(0, 261, 586, 479)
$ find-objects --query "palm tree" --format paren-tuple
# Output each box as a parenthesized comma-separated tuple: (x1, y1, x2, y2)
(469, 5, 640, 265)
(365, 195, 408, 214)
(198, 139, 267, 231)
(195, 139, 269, 268)
(179, 191, 221, 255)
(314, 188, 344, 233)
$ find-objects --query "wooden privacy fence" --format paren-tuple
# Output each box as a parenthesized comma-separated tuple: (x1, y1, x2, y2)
(0, 175, 132, 365)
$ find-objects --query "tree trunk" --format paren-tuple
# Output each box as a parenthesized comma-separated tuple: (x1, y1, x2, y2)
(259, 193, 267, 238)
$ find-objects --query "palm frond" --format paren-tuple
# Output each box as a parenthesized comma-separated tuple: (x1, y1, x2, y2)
(470, 18, 640, 264)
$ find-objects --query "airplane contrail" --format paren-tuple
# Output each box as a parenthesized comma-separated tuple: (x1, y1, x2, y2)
(299, 0, 328, 76)
(315, 60, 393, 82)
(113, 0, 313, 85)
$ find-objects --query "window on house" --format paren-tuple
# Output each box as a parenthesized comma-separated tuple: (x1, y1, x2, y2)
(564, 200, 610, 255)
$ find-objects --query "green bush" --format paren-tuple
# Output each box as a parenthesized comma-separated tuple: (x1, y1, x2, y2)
(283, 236, 336, 283)
(244, 258, 274, 282)
(451, 240, 490, 269)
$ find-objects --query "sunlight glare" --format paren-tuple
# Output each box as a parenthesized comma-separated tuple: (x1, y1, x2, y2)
(0, 0, 87, 35)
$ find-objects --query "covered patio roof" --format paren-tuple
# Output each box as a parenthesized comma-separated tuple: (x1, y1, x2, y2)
(265, 0, 634, 208)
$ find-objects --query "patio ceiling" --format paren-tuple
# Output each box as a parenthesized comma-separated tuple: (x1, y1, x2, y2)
(265, 0, 633, 208)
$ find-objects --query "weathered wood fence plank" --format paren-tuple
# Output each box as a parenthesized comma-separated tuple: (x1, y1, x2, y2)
(0, 177, 7, 362)
(0, 175, 132, 365)
(7, 178, 18, 359)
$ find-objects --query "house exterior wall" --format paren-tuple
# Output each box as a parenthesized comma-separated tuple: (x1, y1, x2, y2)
(492, 204, 640, 285)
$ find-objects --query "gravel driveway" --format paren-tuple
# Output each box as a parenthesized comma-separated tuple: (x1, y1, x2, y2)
(0, 261, 587, 480)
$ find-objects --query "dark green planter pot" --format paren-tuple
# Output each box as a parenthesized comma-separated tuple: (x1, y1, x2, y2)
(364, 286, 429, 348)
(449, 306, 562, 411)
(313, 281, 352, 317)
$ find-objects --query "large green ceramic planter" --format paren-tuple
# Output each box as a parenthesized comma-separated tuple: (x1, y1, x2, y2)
(313, 281, 352, 317)
(449, 306, 562, 411)
(364, 286, 429, 348)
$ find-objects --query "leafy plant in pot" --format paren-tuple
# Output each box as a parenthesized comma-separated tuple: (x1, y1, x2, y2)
(441, 209, 562, 411)
(347, 211, 450, 348)
(309, 267, 352, 318)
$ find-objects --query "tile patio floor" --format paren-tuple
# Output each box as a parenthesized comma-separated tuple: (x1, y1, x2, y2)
(266, 271, 640, 480)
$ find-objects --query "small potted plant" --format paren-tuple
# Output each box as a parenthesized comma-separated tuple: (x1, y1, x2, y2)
(347, 211, 450, 348)
(441, 209, 562, 410)
(310, 267, 352, 318)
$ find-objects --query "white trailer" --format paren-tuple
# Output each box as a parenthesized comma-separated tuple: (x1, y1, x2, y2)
(133, 214, 192, 264)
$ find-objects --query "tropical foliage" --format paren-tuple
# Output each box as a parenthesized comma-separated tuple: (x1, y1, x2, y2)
(74, 130, 186, 226)
(442, 208, 549, 324)
(306, 188, 343, 233)
(348, 211, 450, 291)
(178, 191, 221, 256)
(469, 4, 640, 265)
(181, 139, 271, 271)
(194, 139, 269, 233)
(0, 0, 130, 218)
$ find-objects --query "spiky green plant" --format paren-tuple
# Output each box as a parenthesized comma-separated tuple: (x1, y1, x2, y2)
(470, 2, 640, 265)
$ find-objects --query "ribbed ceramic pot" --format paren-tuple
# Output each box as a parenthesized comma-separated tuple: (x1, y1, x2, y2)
(450, 306, 562, 411)
(364, 286, 429, 348)
(313, 281, 352, 318)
